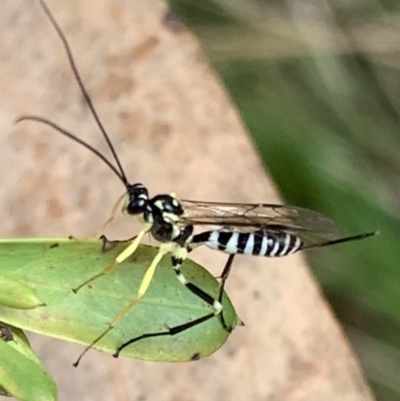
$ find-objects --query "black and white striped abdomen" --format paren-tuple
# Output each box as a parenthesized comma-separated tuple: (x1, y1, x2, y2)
(191, 229, 303, 257)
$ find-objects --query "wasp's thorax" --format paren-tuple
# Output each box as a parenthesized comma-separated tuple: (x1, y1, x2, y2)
(150, 194, 184, 218)
(123, 185, 191, 244)
(149, 194, 187, 242)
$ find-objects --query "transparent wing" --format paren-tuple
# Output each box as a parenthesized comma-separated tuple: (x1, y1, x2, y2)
(180, 199, 343, 246)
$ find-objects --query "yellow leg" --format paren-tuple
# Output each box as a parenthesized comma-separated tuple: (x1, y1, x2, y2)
(72, 226, 150, 293)
(94, 193, 125, 237)
(73, 243, 173, 367)
(69, 193, 125, 241)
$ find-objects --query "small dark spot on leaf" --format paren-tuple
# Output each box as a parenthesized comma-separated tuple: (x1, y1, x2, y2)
(130, 254, 139, 263)
(137, 395, 146, 401)
(0, 325, 13, 342)
(190, 352, 201, 361)
(40, 312, 50, 321)
(49, 243, 59, 249)
(252, 290, 261, 300)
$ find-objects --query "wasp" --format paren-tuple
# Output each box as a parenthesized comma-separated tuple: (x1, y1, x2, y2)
(17, 0, 376, 366)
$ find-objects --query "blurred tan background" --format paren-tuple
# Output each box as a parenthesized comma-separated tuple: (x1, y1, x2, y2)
(0, 1, 374, 400)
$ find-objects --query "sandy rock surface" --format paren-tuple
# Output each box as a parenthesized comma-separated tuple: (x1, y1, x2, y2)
(0, 1, 373, 400)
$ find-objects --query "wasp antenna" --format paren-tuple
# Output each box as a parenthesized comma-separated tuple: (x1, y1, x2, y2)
(16, 115, 126, 186)
(38, 0, 129, 186)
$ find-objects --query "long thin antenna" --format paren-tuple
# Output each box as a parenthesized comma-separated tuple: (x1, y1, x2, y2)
(15, 115, 126, 185)
(38, 0, 129, 185)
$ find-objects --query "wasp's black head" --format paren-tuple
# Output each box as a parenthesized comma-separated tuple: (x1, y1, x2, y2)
(123, 183, 149, 215)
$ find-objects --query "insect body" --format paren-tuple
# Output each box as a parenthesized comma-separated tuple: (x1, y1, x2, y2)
(17, 0, 376, 366)
(181, 199, 374, 255)
(193, 228, 302, 257)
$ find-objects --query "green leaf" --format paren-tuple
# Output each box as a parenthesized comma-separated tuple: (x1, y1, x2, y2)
(0, 274, 44, 309)
(0, 238, 239, 363)
(0, 325, 57, 401)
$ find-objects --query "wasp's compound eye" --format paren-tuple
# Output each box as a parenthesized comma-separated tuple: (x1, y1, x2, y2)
(124, 184, 149, 215)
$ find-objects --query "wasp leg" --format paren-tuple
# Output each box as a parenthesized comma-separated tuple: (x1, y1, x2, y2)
(93, 193, 125, 237)
(100, 234, 139, 252)
(72, 225, 151, 293)
(113, 313, 216, 359)
(113, 252, 235, 358)
(171, 247, 228, 331)
(73, 242, 172, 367)
(216, 254, 235, 331)
(67, 195, 126, 242)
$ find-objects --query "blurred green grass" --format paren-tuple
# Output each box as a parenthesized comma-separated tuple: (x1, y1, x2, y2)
(169, 1, 400, 399)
